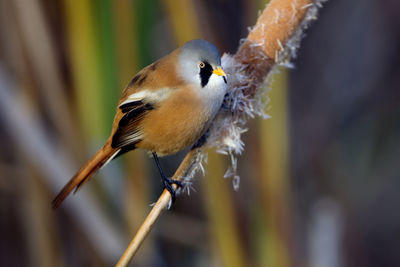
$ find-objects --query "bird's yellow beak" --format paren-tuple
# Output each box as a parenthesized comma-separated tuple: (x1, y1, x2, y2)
(213, 67, 226, 77)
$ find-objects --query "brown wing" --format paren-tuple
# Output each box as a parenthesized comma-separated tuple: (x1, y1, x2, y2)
(118, 49, 183, 101)
(111, 100, 153, 149)
(111, 48, 184, 152)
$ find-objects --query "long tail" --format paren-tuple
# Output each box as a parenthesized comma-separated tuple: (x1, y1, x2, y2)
(52, 143, 119, 209)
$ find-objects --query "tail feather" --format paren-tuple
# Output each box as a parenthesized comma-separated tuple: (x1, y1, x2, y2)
(52, 144, 118, 209)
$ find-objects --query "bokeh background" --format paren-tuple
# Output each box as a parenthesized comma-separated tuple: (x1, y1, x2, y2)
(0, 0, 399, 266)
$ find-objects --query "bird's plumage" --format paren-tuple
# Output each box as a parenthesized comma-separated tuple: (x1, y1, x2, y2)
(52, 39, 227, 208)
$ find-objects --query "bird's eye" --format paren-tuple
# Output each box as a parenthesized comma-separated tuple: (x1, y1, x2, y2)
(199, 62, 205, 68)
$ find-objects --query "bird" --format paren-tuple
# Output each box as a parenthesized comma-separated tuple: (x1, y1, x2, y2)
(52, 39, 227, 208)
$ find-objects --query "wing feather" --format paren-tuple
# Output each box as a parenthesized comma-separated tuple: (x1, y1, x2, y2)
(111, 101, 153, 148)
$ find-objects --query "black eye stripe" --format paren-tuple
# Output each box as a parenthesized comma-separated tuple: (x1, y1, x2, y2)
(199, 61, 213, 87)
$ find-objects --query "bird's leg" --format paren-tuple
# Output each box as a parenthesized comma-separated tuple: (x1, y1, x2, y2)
(152, 152, 183, 203)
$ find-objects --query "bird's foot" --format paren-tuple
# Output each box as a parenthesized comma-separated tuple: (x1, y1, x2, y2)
(162, 177, 183, 204)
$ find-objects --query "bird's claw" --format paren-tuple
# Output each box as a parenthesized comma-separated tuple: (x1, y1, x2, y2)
(162, 177, 183, 204)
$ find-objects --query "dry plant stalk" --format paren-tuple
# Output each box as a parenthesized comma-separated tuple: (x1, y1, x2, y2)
(116, 0, 325, 265)
(116, 149, 201, 267)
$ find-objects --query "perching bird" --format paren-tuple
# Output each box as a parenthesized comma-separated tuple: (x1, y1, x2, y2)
(52, 39, 227, 208)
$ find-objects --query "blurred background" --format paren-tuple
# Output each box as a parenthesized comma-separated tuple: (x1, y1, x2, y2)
(0, 0, 399, 266)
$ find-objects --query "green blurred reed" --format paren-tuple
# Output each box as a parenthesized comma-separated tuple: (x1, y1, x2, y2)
(258, 67, 292, 267)
(203, 151, 247, 267)
(163, 0, 201, 45)
(247, 1, 293, 265)
(63, 0, 108, 141)
(134, 0, 160, 67)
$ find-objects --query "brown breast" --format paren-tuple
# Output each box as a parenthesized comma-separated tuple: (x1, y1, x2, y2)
(136, 87, 210, 155)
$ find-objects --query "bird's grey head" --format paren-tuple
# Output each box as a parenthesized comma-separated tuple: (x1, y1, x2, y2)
(178, 39, 227, 90)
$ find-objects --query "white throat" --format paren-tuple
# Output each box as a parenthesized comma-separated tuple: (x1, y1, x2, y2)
(196, 74, 227, 118)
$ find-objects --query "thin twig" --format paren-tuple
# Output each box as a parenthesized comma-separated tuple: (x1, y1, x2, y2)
(115, 190, 172, 267)
(116, 149, 201, 267)
(116, 0, 320, 265)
